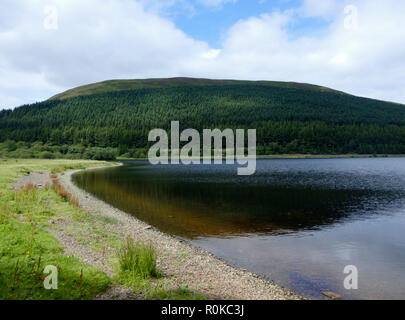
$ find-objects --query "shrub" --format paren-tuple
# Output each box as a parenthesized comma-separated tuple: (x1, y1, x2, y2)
(65, 152, 82, 159)
(131, 148, 147, 159)
(16, 141, 26, 148)
(68, 145, 85, 154)
(38, 151, 54, 159)
(120, 152, 131, 159)
(83, 148, 116, 160)
(4, 140, 17, 152)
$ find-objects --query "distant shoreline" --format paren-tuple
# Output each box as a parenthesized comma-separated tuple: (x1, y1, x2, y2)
(117, 154, 405, 161)
(258, 154, 405, 159)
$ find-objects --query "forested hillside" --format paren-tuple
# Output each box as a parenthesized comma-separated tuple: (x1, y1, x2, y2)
(49, 77, 341, 100)
(1, 79, 405, 159)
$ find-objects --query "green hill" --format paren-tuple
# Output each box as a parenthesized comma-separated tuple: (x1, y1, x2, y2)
(1, 77, 405, 160)
(49, 77, 342, 100)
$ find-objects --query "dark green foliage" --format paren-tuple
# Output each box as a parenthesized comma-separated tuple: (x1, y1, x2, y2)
(1, 83, 405, 155)
(83, 148, 116, 161)
(38, 151, 54, 159)
(0, 142, 117, 160)
(4, 140, 17, 152)
(49, 78, 341, 100)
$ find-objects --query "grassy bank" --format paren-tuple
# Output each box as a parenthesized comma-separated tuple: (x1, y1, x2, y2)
(0, 159, 204, 300)
(0, 159, 114, 299)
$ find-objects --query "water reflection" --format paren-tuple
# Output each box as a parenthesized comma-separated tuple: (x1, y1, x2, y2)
(73, 158, 405, 299)
(73, 159, 405, 239)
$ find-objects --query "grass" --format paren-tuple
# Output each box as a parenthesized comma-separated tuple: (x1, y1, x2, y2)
(147, 287, 207, 300)
(94, 215, 119, 225)
(0, 158, 206, 300)
(0, 220, 110, 299)
(116, 237, 205, 300)
(117, 237, 163, 282)
(0, 159, 114, 299)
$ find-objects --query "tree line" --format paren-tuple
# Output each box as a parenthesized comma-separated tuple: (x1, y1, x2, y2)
(1, 85, 405, 158)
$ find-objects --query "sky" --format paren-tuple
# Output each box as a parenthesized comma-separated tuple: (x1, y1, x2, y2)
(1, 0, 404, 109)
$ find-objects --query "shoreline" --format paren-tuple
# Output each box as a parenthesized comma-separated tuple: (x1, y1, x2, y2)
(58, 164, 303, 300)
(118, 153, 405, 161)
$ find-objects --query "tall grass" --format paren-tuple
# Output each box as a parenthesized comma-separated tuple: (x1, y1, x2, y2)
(69, 196, 80, 208)
(51, 178, 71, 201)
(0, 205, 7, 224)
(51, 176, 80, 208)
(118, 237, 163, 280)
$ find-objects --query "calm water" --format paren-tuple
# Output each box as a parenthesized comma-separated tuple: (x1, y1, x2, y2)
(73, 158, 405, 299)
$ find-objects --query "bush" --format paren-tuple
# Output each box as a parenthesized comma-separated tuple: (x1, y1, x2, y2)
(30, 141, 44, 153)
(0, 141, 117, 161)
(83, 148, 116, 160)
(119, 152, 131, 159)
(131, 148, 147, 159)
(16, 141, 26, 148)
(68, 145, 85, 154)
(118, 237, 162, 279)
(4, 140, 17, 152)
(38, 151, 55, 159)
(65, 152, 82, 159)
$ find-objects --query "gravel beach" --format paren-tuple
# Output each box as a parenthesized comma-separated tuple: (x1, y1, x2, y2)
(14, 164, 302, 300)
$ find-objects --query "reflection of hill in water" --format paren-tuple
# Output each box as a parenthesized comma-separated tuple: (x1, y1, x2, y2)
(73, 161, 405, 239)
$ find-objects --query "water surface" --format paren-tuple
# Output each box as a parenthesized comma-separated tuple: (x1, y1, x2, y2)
(73, 158, 405, 299)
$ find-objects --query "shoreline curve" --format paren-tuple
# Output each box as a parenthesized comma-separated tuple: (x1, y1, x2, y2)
(60, 163, 303, 300)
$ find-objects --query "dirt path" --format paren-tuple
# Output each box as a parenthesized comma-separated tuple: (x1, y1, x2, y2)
(14, 165, 302, 300)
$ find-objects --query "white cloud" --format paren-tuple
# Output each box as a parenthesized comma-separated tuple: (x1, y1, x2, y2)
(0, 0, 405, 109)
(196, 0, 237, 8)
(300, 0, 337, 18)
(197, 0, 405, 103)
(0, 0, 211, 108)
(138, 0, 196, 17)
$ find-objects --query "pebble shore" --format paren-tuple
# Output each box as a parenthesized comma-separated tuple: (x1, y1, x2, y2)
(15, 164, 303, 300)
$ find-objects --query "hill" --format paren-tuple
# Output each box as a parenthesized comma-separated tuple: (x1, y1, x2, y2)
(1, 78, 405, 159)
(49, 77, 342, 100)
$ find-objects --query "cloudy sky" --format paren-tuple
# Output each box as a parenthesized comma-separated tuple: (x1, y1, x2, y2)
(1, 0, 404, 109)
